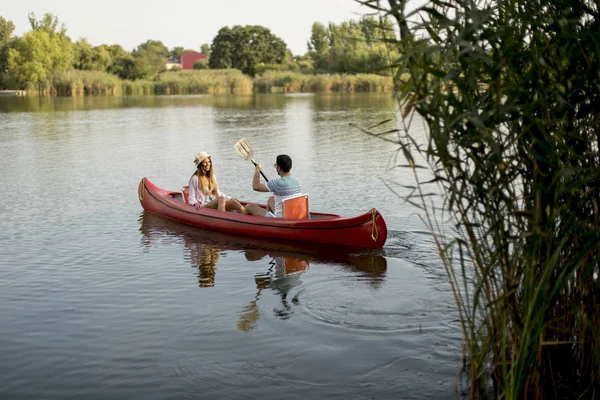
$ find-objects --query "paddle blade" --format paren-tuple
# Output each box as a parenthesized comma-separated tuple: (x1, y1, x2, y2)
(234, 137, 269, 182)
(234, 138, 253, 161)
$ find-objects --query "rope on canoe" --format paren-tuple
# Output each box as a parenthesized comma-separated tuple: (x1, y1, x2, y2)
(371, 209, 378, 241)
(138, 179, 145, 201)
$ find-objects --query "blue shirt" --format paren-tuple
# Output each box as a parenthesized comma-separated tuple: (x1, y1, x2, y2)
(266, 175, 302, 217)
(266, 175, 302, 196)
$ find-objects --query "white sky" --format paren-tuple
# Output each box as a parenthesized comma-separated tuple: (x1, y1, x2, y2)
(4, 0, 372, 55)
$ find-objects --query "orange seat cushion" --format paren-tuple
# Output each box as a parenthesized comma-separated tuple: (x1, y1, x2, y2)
(283, 257, 309, 274)
(282, 195, 309, 219)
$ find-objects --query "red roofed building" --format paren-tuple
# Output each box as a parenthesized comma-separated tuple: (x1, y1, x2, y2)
(181, 51, 208, 70)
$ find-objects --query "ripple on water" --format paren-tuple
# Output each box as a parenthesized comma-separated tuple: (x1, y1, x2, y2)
(297, 259, 454, 333)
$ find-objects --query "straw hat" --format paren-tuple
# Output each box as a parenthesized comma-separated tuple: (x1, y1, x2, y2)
(194, 151, 211, 166)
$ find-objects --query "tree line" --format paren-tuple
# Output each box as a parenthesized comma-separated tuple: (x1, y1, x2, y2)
(0, 12, 398, 91)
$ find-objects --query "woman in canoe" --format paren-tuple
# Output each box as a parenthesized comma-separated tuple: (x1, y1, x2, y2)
(189, 151, 245, 214)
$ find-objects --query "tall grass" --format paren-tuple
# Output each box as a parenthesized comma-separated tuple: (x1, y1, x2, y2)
(361, 0, 600, 398)
(154, 69, 253, 95)
(21, 69, 395, 96)
(122, 79, 155, 96)
(254, 71, 393, 93)
(24, 70, 123, 96)
(51, 70, 123, 96)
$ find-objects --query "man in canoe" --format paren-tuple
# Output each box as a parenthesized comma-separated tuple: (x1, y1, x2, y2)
(244, 154, 302, 218)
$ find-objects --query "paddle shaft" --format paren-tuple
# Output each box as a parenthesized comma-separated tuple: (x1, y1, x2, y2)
(250, 158, 269, 182)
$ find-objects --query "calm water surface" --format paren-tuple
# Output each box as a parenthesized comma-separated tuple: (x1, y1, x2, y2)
(0, 94, 462, 399)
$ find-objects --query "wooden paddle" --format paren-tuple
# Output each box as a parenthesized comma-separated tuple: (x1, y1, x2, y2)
(234, 138, 269, 182)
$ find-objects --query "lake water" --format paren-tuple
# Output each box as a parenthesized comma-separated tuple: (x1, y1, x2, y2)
(0, 93, 463, 399)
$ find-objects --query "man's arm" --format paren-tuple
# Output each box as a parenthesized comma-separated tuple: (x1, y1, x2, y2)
(252, 164, 269, 192)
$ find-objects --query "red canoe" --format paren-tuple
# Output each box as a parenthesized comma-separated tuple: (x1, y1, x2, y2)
(138, 177, 387, 249)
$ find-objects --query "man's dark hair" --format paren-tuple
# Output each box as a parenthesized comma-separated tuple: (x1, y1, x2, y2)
(276, 154, 292, 173)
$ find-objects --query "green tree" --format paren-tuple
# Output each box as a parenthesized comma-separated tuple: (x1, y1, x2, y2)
(0, 16, 16, 88)
(169, 46, 184, 60)
(200, 43, 211, 59)
(294, 54, 314, 72)
(73, 40, 113, 72)
(307, 22, 329, 70)
(308, 22, 329, 70)
(107, 44, 129, 61)
(106, 44, 136, 79)
(73, 38, 94, 69)
(307, 16, 397, 74)
(209, 25, 287, 75)
(28, 12, 64, 34)
(7, 13, 74, 87)
(131, 39, 169, 78)
(92, 44, 113, 71)
(109, 55, 145, 80)
(193, 59, 208, 69)
(308, 22, 328, 53)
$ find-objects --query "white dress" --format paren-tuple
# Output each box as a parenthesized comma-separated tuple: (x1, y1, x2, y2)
(188, 175, 230, 206)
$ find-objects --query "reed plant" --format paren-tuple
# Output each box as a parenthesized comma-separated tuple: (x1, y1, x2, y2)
(254, 71, 394, 93)
(50, 70, 122, 96)
(154, 69, 253, 95)
(360, 0, 600, 398)
(24, 81, 51, 96)
(122, 79, 155, 96)
(21, 69, 394, 96)
(22, 70, 122, 96)
(254, 71, 309, 92)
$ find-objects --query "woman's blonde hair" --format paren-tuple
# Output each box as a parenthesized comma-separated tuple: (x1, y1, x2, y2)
(193, 156, 218, 195)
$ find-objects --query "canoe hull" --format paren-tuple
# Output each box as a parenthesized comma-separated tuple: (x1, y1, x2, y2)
(138, 178, 387, 249)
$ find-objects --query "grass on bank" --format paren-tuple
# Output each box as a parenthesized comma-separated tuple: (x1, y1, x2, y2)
(254, 71, 394, 93)
(154, 69, 253, 95)
(25, 70, 124, 96)
(20, 69, 395, 96)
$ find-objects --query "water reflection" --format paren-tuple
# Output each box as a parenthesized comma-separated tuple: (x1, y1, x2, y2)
(238, 255, 309, 332)
(138, 211, 388, 330)
(186, 241, 220, 288)
(0, 93, 319, 113)
(0, 92, 397, 115)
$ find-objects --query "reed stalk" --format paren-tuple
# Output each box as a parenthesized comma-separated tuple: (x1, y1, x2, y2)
(359, 0, 600, 398)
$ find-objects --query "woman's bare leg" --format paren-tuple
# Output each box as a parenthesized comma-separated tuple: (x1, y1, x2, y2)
(198, 198, 220, 210)
(244, 203, 267, 216)
(217, 196, 227, 212)
(225, 198, 245, 214)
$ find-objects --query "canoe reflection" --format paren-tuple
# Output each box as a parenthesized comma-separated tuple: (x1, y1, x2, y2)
(139, 211, 388, 330)
(139, 211, 387, 272)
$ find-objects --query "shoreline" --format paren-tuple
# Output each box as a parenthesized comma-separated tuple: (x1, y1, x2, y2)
(0, 90, 26, 97)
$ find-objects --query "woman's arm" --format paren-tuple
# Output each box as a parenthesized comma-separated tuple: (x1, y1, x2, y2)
(188, 175, 206, 207)
(214, 178, 231, 200)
